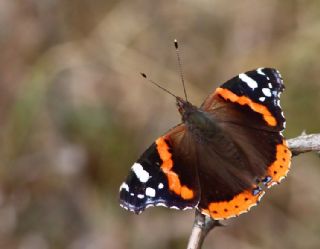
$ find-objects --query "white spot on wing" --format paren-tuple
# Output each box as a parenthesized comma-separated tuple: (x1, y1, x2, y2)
(137, 194, 145, 199)
(268, 83, 272, 88)
(262, 88, 272, 97)
(277, 100, 281, 107)
(146, 187, 156, 197)
(239, 73, 258, 89)
(183, 206, 193, 210)
(158, 183, 164, 189)
(170, 206, 179, 210)
(276, 70, 282, 78)
(257, 191, 265, 201)
(132, 163, 150, 183)
(259, 97, 265, 102)
(156, 203, 167, 207)
(120, 204, 129, 210)
(267, 182, 277, 188)
(257, 68, 265, 75)
(119, 182, 129, 192)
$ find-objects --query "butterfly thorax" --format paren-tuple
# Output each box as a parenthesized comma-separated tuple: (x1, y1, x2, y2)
(176, 97, 226, 143)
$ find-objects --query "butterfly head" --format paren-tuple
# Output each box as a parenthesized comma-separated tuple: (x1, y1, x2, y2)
(176, 97, 199, 121)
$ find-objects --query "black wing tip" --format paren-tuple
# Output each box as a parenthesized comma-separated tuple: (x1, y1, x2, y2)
(254, 67, 285, 89)
(260, 67, 283, 79)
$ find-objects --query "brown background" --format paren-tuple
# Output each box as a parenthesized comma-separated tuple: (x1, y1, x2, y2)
(0, 0, 320, 248)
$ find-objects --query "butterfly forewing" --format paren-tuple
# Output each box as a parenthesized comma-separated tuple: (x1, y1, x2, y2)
(202, 68, 286, 131)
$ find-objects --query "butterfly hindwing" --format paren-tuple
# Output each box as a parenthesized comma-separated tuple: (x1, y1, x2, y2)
(119, 125, 200, 213)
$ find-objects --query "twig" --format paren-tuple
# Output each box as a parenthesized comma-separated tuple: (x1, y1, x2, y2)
(187, 133, 320, 249)
(287, 133, 320, 156)
(187, 210, 223, 249)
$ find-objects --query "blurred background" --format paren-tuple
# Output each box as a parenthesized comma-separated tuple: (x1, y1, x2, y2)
(0, 0, 320, 248)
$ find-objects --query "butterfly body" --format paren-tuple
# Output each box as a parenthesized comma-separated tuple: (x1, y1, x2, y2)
(120, 68, 291, 220)
(177, 98, 223, 144)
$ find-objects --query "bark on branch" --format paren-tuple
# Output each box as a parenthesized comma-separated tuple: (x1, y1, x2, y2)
(187, 133, 320, 249)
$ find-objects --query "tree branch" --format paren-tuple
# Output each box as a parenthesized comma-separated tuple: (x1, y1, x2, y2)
(287, 133, 320, 156)
(187, 210, 223, 249)
(187, 133, 320, 249)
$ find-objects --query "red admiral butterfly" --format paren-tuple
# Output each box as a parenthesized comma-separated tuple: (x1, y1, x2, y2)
(119, 44, 291, 220)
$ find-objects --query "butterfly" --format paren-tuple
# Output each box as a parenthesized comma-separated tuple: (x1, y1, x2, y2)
(119, 66, 291, 220)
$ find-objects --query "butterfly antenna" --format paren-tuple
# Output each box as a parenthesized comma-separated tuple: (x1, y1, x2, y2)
(140, 73, 178, 99)
(174, 39, 188, 101)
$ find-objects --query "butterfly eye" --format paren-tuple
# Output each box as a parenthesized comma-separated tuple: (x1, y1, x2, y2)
(178, 106, 184, 114)
(176, 98, 186, 115)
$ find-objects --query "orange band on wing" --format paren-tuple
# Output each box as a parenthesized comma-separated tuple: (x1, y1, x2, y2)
(202, 190, 265, 220)
(201, 140, 291, 220)
(215, 87, 277, 126)
(156, 137, 194, 200)
(267, 140, 292, 186)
